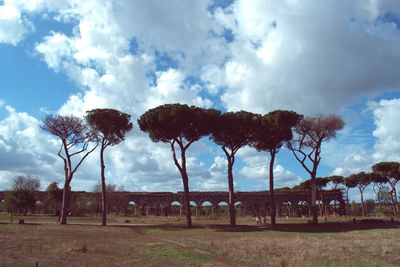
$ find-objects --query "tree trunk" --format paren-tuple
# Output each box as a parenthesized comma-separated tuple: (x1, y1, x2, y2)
(393, 187, 399, 215)
(171, 141, 192, 227)
(360, 189, 365, 217)
(182, 172, 192, 227)
(100, 145, 107, 226)
(227, 157, 236, 226)
(388, 182, 399, 216)
(269, 151, 276, 226)
(59, 179, 70, 225)
(390, 189, 398, 216)
(180, 145, 192, 227)
(311, 176, 318, 223)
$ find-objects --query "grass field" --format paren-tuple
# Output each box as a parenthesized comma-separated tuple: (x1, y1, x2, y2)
(1, 215, 400, 266)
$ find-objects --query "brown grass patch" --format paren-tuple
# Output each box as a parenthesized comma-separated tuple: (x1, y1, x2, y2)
(1, 219, 399, 266)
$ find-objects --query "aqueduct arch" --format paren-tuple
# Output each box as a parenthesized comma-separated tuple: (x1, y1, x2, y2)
(0, 189, 346, 216)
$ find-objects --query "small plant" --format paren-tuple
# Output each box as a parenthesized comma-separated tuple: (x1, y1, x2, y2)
(70, 241, 88, 253)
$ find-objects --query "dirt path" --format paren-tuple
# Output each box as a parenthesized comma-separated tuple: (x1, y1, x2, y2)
(132, 227, 251, 267)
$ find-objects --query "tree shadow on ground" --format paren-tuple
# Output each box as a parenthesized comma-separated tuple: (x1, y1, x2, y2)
(131, 220, 400, 233)
(4, 219, 399, 234)
(210, 221, 400, 233)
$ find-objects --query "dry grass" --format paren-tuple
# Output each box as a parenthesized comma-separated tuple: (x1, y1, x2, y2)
(0, 217, 399, 266)
(137, 223, 400, 267)
(0, 223, 215, 266)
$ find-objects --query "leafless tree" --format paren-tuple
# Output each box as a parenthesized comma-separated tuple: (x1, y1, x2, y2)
(41, 115, 97, 224)
(287, 115, 344, 223)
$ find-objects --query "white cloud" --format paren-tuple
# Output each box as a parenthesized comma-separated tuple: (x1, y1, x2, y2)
(212, 0, 400, 114)
(114, 0, 226, 70)
(146, 69, 213, 109)
(370, 98, 400, 161)
(194, 156, 228, 191)
(35, 33, 74, 70)
(0, 104, 62, 189)
(0, 4, 32, 45)
(238, 147, 301, 189)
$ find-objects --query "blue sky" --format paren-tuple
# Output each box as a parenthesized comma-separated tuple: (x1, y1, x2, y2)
(0, 0, 400, 202)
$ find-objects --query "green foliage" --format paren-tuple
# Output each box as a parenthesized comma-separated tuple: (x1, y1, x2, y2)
(372, 162, 400, 176)
(5, 175, 40, 215)
(46, 182, 63, 201)
(326, 175, 344, 189)
(276, 187, 291, 191)
(5, 189, 35, 214)
(372, 162, 400, 187)
(345, 172, 372, 190)
(138, 103, 219, 144)
(86, 108, 133, 146)
(210, 111, 259, 151)
(45, 182, 63, 214)
(299, 178, 329, 190)
(251, 110, 302, 153)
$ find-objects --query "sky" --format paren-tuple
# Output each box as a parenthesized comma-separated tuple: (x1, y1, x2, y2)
(0, 0, 400, 202)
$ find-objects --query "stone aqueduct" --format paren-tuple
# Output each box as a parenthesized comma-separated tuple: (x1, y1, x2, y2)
(0, 189, 346, 217)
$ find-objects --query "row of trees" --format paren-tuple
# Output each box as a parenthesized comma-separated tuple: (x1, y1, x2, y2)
(39, 103, 398, 228)
(294, 161, 400, 217)
(38, 104, 345, 227)
(138, 104, 345, 227)
(2, 177, 127, 217)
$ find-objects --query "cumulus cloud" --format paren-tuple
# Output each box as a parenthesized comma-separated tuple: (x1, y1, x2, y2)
(237, 147, 302, 189)
(0, 4, 32, 45)
(370, 98, 400, 161)
(194, 156, 228, 191)
(208, 0, 400, 114)
(145, 69, 213, 109)
(0, 104, 62, 189)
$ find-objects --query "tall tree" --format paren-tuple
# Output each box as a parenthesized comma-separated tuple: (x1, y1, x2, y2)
(372, 162, 400, 215)
(345, 172, 373, 217)
(287, 115, 344, 223)
(138, 104, 218, 227)
(41, 115, 97, 224)
(86, 108, 133, 226)
(250, 110, 301, 225)
(210, 111, 260, 226)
